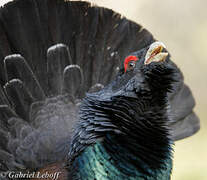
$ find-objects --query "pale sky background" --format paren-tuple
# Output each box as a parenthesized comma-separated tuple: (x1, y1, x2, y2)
(0, 0, 207, 179)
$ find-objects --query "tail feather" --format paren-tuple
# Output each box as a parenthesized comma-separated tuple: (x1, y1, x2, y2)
(4, 79, 34, 121)
(4, 54, 45, 100)
(170, 112, 200, 141)
(47, 44, 72, 96)
(0, 129, 8, 149)
(63, 65, 84, 98)
(170, 84, 195, 121)
(29, 101, 45, 123)
(0, 105, 17, 130)
(0, 86, 9, 105)
(169, 83, 200, 140)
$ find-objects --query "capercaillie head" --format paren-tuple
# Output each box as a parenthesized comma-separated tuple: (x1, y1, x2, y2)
(69, 42, 177, 179)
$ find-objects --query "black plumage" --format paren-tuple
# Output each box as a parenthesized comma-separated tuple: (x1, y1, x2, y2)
(0, 0, 199, 179)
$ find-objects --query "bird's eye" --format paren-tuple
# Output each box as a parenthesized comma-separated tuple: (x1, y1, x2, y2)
(127, 61, 136, 71)
(129, 61, 135, 68)
(124, 55, 138, 72)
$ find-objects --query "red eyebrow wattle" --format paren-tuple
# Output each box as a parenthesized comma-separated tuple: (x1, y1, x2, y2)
(124, 55, 138, 72)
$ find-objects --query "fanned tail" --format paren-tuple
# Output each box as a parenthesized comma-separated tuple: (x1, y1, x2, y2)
(0, 44, 83, 172)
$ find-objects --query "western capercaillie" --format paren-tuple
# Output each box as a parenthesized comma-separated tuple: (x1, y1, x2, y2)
(0, 0, 200, 179)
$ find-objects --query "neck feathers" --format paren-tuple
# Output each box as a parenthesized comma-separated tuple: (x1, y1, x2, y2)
(69, 93, 173, 179)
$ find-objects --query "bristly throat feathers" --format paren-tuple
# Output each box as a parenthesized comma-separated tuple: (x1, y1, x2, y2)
(69, 93, 173, 180)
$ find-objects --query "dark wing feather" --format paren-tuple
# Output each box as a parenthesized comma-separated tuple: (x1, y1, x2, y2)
(0, 0, 199, 172)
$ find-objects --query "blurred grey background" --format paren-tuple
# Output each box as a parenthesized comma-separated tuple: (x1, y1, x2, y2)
(1, 0, 207, 179)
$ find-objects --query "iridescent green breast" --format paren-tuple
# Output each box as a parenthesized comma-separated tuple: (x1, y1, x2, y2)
(72, 141, 172, 180)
